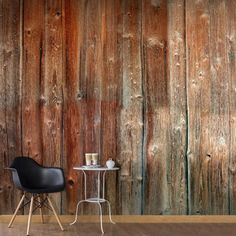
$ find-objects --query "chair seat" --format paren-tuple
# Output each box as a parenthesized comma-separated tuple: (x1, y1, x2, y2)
(22, 185, 65, 194)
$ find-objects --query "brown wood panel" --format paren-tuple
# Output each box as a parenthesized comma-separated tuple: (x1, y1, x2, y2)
(100, 0, 122, 214)
(186, 1, 211, 214)
(81, 0, 103, 214)
(83, 0, 102, 154)
(0, 0, 21, 214)
(1, 0, 236, 215)
(118, 0, 143, 214)
(42, 0, 63, 171)
(41, 0, 64, 211)
(226, 0, 236, 214)
(167, 0, 187, 214)
(207, 0, 230, 215)
(63, 0, 84, 214)
(22, 0, 44, 163)
(142, 0, 169, 214)
(186, 0, 211, 215)
(186, 0, 230, 214)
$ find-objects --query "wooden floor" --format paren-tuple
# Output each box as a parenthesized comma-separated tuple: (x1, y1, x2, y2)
(1, 222, 236, 236)
(1, 216, 236, 236)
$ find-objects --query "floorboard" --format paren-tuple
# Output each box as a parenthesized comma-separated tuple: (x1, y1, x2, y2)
(1, 216, 236, 235)
(1, 222, 236, 236)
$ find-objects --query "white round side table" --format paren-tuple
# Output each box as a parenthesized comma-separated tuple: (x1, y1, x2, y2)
(70, 166, 119, 234)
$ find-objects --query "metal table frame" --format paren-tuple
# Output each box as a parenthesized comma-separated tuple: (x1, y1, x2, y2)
(70, 166, 119, 234)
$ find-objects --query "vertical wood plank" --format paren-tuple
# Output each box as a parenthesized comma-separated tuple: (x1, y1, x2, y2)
(22, 0, 44, 163)
(100, 0, 122, 214)
(207, 0, 229, 214)
(64, 0, 84, 214)
(186, 1, 211, 214)
(81, 0, 103, 214)
(167, 0, 187, 214)
(0, 0, 235, 215)
(0, 0, 21, 214)
(226, 0, 236, 214)
(21, 0, 45, 215)
(186, 0, 230, 214)
(83, 0, 102, 155)
(118, 0, 143, 214)
(41, 0, 64, 211)
(142, 0, 169, 214)
(186, 0, 211, 214)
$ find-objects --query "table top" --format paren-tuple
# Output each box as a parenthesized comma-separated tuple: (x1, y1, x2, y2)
(73, 166, 119, 171)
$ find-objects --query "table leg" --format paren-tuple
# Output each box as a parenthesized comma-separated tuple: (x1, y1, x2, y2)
(105, 200, 115, 224)
(70, 200, 87, 225)
(96, 202, 104, 234)
(82, 170, 87, 199)
(102, 171, 115, 224)
(102, 171, 106, 199)
(97, 171, 101, 199)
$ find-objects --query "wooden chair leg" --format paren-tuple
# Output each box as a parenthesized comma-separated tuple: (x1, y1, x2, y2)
(46, 196, 64, 231)
(38, 194, 44, 223)
(26, 195, 34, 236)
(8, 193, 25, 228)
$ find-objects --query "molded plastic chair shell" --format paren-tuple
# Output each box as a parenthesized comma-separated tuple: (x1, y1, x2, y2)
(7, 156, 65, 235)
(8, 156, 65, 193)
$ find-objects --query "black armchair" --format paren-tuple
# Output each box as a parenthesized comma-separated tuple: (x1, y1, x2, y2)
(7, 156, 65, 236)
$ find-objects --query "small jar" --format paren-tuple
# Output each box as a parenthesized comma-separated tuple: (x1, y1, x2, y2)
(106, 158, 115, 169)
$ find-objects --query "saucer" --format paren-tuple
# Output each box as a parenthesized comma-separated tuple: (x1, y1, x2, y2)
(82, 165, 101, 168)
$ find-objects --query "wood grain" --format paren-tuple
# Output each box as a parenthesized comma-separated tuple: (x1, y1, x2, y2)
(22, 0, 44, 163)
(1, 0, 236, 215)
(100, 0, 122, 215)
(142, 0, 169, 214)
(118, 0, 143, 214)
(226, 0, 236, 214)
(63, 0, 84, 214)
(3, 214, 236, 223)
(186, 0, 230, 214)
(0, 0, 21, 214)
(82, 0, 103, 214)
(186, 0, 212, 214)
(208, 0, 230, 215)
(167, 0, 187, 214)
(41, 0, 64, 211)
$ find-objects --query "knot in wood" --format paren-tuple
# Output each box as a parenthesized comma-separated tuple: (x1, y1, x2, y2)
(40, 96, 47, 105)
(77, 92, 84, 100)
(68, 179, 74, 187)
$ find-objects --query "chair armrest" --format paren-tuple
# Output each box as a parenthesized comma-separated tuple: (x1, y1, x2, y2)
(4, 167, 16, 171)
(40, 167, 65, 189)
(5, 167, 24, 190)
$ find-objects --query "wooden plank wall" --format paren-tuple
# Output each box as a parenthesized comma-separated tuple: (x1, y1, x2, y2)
(0, 0, 236, 215)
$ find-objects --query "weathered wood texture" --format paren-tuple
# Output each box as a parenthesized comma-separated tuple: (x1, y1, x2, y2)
(186, 0, 230, 214)
(63, 0, 83, 215)
(227, 0, 236, 215)
(142, 0, 170, 214)
(100, 0, 121, 215)
(118, 0, 143, 214)
(41, 0, 64, 211)
(22, 0, 44, 164)
(0, 0, 21, 214)
(167, 0, 187, 214)
(0, 0, 236, 215)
